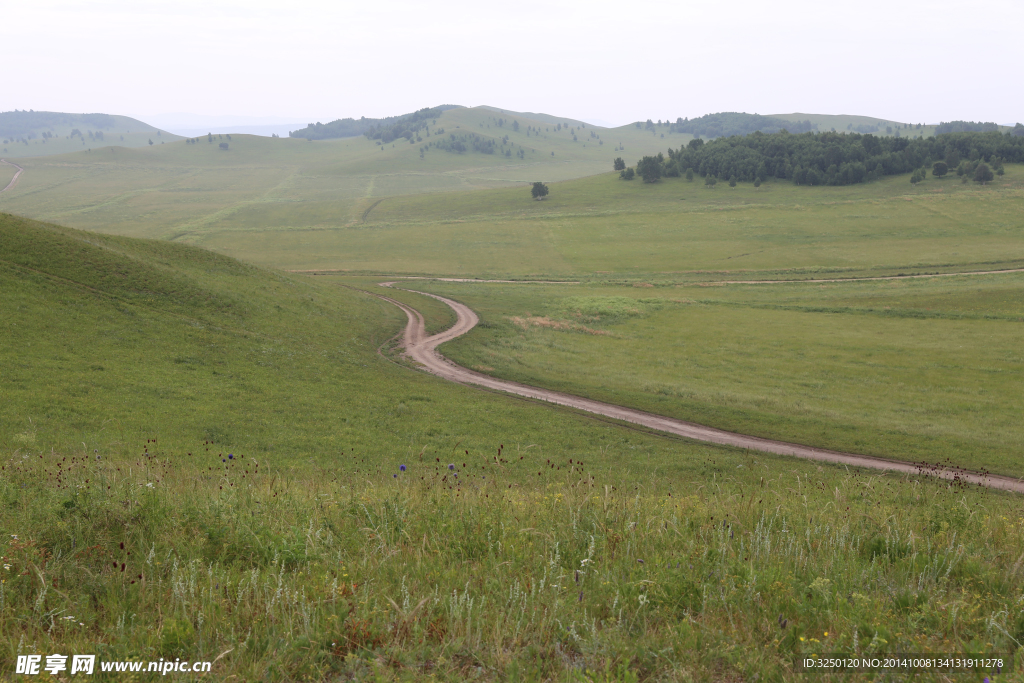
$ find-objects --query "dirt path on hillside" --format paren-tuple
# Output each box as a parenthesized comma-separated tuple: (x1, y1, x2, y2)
(373, 283, 1024, 493)
(0, 159, 24, 194)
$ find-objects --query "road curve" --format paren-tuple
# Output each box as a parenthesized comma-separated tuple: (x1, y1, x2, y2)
(374, 283, 1024, 494)
(0, 159, 24, 194)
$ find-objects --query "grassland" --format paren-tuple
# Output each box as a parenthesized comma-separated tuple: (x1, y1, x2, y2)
(1, 114, 180, 159)
(242, 165, 1024, 278)
(0, 107, 671, 246)
(3, 212, 1023, 680)
(381, 271, 1024, 477)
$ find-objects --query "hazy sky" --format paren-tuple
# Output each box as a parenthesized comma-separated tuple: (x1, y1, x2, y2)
(3, 0, 1022, 127)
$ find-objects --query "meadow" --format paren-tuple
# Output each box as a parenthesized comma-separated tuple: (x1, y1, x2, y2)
(378, 272, 1024, 477)
(3, 212, 1022, 680)
(0, 107, 671, 247)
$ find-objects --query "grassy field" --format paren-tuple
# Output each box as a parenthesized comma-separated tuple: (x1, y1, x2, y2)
(236, 165, 1024, 277)
(381, 272, 1024, 478)
(0, 107, 671, 245)
(0, 214, 1021, 680)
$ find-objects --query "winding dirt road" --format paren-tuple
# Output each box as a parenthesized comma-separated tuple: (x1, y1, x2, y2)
(374, 283, 1024, 493)
(0, 159, 24, 194)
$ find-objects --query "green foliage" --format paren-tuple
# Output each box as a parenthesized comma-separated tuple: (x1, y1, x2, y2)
(636, 155, 663, 183)
(685, 167, 694, 181)
(289, 105, 460, 141)
(613, 157, 625, 171)
(932, 160, 948, 177)
(669, 112, 815, 138)
(531, 181, 548, 199)
(619, 167, 634, 180)
(935, 120, 1000, 134)
(704, 174, 717, 188)
(665, 130, 1024, 186)
(974, 163, 994, 184)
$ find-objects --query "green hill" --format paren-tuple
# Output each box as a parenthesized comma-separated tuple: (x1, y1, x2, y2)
(0, 106, 672, 244)
(0, 110, 182, 158)
(4, 210, 1024, 678)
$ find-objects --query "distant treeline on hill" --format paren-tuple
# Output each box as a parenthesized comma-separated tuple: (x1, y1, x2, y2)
(934, 120, 1002, 134)
(0, 110, 117, 139)
(665, 112, 816, 138)
(289, 106, 461, 141)
(628, 130, 1024, 186)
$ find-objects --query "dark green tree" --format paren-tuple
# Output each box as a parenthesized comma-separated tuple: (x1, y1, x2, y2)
(973, 163, 994, 184)
(728, 175, 737, 187)
(613, 157, 626, 171)
(754, 178, 762, 188)
(685, 168, 694, 182)
(636, 155, 663, 183)
(619, 167, 635, 180)
(705, 175, 717, 188)
(932, 161, 948, 177)
(531, 182, 549, 199)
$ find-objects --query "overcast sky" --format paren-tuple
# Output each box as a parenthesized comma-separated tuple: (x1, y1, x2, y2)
(3, 0, 1022, 128)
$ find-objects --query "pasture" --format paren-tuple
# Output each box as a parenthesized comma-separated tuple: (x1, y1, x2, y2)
(2, 214, 1022, 679)
(376, 271, 1024, 478)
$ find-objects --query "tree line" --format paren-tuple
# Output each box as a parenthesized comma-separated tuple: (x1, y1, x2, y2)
(934, 120, 1002, 135)
(666, 112, 816, 138)
(616, 130, 1024, 186)
(288, 106, 461, 141)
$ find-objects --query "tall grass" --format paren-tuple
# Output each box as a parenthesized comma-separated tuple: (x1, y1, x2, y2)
(3, 440, 1020, 681)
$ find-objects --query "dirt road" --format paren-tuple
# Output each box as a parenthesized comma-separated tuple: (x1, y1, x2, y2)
(375, 283, 1024, 493)
(0, 159, 24, 194)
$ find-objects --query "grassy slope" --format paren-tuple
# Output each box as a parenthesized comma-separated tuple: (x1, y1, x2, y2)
(394, 274, 1024, 476)
(0, 107, 671, 245)
(1, 114, 182, 159)
(3, 213, 1023, 680)
(208, 165, 1024, 276)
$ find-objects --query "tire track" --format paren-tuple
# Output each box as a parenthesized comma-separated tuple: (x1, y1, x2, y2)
(373, 283, 1024, 493)
(0, 159, 24, 194)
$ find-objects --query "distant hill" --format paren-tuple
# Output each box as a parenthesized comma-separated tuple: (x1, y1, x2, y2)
(667, 113, 816, 138)
(288, 105, 463, 141)
(0, 110, 181, 158)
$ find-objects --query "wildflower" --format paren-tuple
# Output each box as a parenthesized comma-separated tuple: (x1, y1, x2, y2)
(448, 464, 455, 470)
(146, 483, 154, 488)
(393, 474, 397, 478)
(228, 454, 234, 460)
(399, 465, 406, 471)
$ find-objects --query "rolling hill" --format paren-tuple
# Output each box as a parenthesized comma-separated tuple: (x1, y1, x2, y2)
(0, 110, 182, 158)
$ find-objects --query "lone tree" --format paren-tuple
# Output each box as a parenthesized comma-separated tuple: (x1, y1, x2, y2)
(531, 182, 549, 199)
(974, 163, 994, 185)
(932, 161, 948, 177)
(705, 175, 718, 189)
(613, 157, 626, 171)
(728, 175, 737, 187)
(685, 168, 694, 182)
(636, 155, 663, 183)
